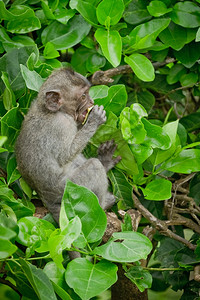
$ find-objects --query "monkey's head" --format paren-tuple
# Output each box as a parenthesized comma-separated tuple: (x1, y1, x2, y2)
(38, 68, 94, 123)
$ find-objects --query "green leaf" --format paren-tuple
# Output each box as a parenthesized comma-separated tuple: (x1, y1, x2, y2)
(89, 85, 109, 100)
(180, 73, 198, 87)
(20, 64, 44, 92)
(170, 2, 200, 28)
(0, 3, 41, 34)
(62, 181, 107, 243)
(125, 266, 152, 292)
(86, 53, 106, 73)
(96, 0, 124, 26)
(65, 258, 118, 300)
(108, 168, 133, 209)
(94, 231, 152, 262)
(134, 90, 155, 113)
(141, 179, 172, 201)
(147, 1, 172, 17)
(125, 53, 155, 82)
(167, 64, 187, 85)
(95, 28, 122, 67)
(41, 15, 91, 50)
(1, 71, 16, 111)
(128, 18, 170, 50)
(124, 0, 151, 25)
(159, 22, 196, 51)
(95, 85, 127, 116)
(130, 143, 153, 165)
(7, 155, 21, 185)
(162, 149, 200, 174)
(0, 238, 17, 259)
(142, 118, 171, 150)
(70, 0, 98, 25)
(174, 42, 200, 68)
(180, 112, 200, 132)
(20, 259, 57, 300)
(43, 42, 60, 59)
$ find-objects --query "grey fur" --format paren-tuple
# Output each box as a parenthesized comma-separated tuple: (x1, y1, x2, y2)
(15, 68, 120, 223)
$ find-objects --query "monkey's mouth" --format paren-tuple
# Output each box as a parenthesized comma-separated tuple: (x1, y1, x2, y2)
(81, 105, 94, 124)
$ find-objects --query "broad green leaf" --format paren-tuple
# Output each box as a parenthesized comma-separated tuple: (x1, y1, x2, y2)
(41, 15, 91, 50)
(94, 232, 152, 262)
(141, 179, 172, 200)
(20, 259, 57, 300)
(130, 143, 153, 165)
(7, 155, 21, 185)
(180, 73, 198, 87)
(0, 3, 41, 34)
(0, 238, 17, 259)
(19, 178, 32, 199)
(71, 46, 95, 75)
(95, 28, 122, 67)
(1, 107, 23, 151)
(62, 181, 107, 243)
(95, 85, 127, 116)
(125, 53, 155, 82)
(159, 22, 196, 51)
(43, 42, 60, 59)
(167, 64, 187, 85)
(89, 85, 109, 100)
(70, 0, 98, 25)
(1, 71, 16, 110)
(48, 230, 66, 270)
(180, 112, 200, 132)
(65, 258, 118, 300)
(162, 149, 200, 174)
(44, 262, 72, 300)
(17, 217, 55, 252)
(170, 2, 200, 28)
(108, 168, 133, 209)
(96, 0, 124, 26)
(90, 112, 139, 175)
(125, 266, 152, 292)
(124, 0, 151, 25)
(142, 118, 171, 150)
(0, 136, 7, 147)
(20, 64, 44, 92)
(86, 53, 106, 73)
(128, 18, 170, 50)
(196, 27, 200, 42)
(147, 1, 172, 17)
(54, 7, 75, 25)
(174, 42, 200, 68)
(133, 90, 155, 113)
(0, 225, 17, 241)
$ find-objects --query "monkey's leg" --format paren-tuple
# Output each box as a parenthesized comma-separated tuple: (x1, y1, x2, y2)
(98, 140, 121, 172)
(68, 158, 115, 209)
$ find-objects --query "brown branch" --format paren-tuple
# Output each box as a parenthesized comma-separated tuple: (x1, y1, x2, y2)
(91, 58, 176, 85)
(132, 190, 196, 251)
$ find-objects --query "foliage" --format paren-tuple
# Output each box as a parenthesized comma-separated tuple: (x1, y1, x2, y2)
(0, 0, 200, 299)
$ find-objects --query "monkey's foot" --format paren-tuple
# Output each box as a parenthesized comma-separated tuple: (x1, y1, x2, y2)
(98, 140, 121, 172)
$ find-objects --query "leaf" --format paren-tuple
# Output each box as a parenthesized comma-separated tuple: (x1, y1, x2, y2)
(62, 181, 107, 243)
(170, 2, 200, 28)
(89, 85, 109, 100)
(162, 149, 200, 174)
(7, 155, 21, 185)
(94, 231, 152, 262)
(130, 143, 153, 165)
(125, 266, 152, 292)
(43, 42, 60, 59)
(0, 238, 17, 259)
(1, 71, 16, 110)
(96, 0, 124, 26)
(141, 179, 172, 201)
(20, 259, 57, 300)
(125, 53, 155, 82)
(70, 0, 98, 25)
(180, 73, 198, 87)
(95, 28, 122, 67)
(20, 64, 44, 92)
(108, 168, 133, 208)
(65, 258, 118, 300)
(147, 1, 172, 17)
(124, 0, 151, 25)
(174, 42, 200, 68)
(41, 15, 91, 50)
(180, 112, 200, 132)
(167, 64, 187, 85)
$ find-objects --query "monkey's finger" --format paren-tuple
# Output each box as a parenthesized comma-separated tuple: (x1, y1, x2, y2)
(113, 156, 122, 164)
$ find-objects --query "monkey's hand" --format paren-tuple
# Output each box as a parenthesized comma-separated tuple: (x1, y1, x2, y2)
(98, 140, 121, 172)
(86, 105, 107, 127)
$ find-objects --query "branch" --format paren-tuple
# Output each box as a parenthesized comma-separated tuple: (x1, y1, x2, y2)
(132, 190, 196, 251)
(91, 58, 176, 85)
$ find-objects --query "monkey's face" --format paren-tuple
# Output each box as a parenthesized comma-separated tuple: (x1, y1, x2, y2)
(75, 86, 94, 124)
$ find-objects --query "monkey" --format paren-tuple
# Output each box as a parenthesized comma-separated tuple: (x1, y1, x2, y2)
(15, 68, 121, 225)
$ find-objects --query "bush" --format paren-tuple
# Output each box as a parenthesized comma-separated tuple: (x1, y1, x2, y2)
(1, 0, 200, 299)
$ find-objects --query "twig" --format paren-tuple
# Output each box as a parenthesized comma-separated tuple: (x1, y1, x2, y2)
(132, 190, 196, 250)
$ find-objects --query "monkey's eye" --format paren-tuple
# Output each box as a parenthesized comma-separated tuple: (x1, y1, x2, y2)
(81, 93, 86, 100)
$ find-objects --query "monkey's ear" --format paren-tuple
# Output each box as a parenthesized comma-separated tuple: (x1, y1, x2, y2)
(45, 91, 62, 112)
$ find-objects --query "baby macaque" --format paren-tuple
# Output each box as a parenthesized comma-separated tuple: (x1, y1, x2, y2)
(15, 68, 121, 223)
